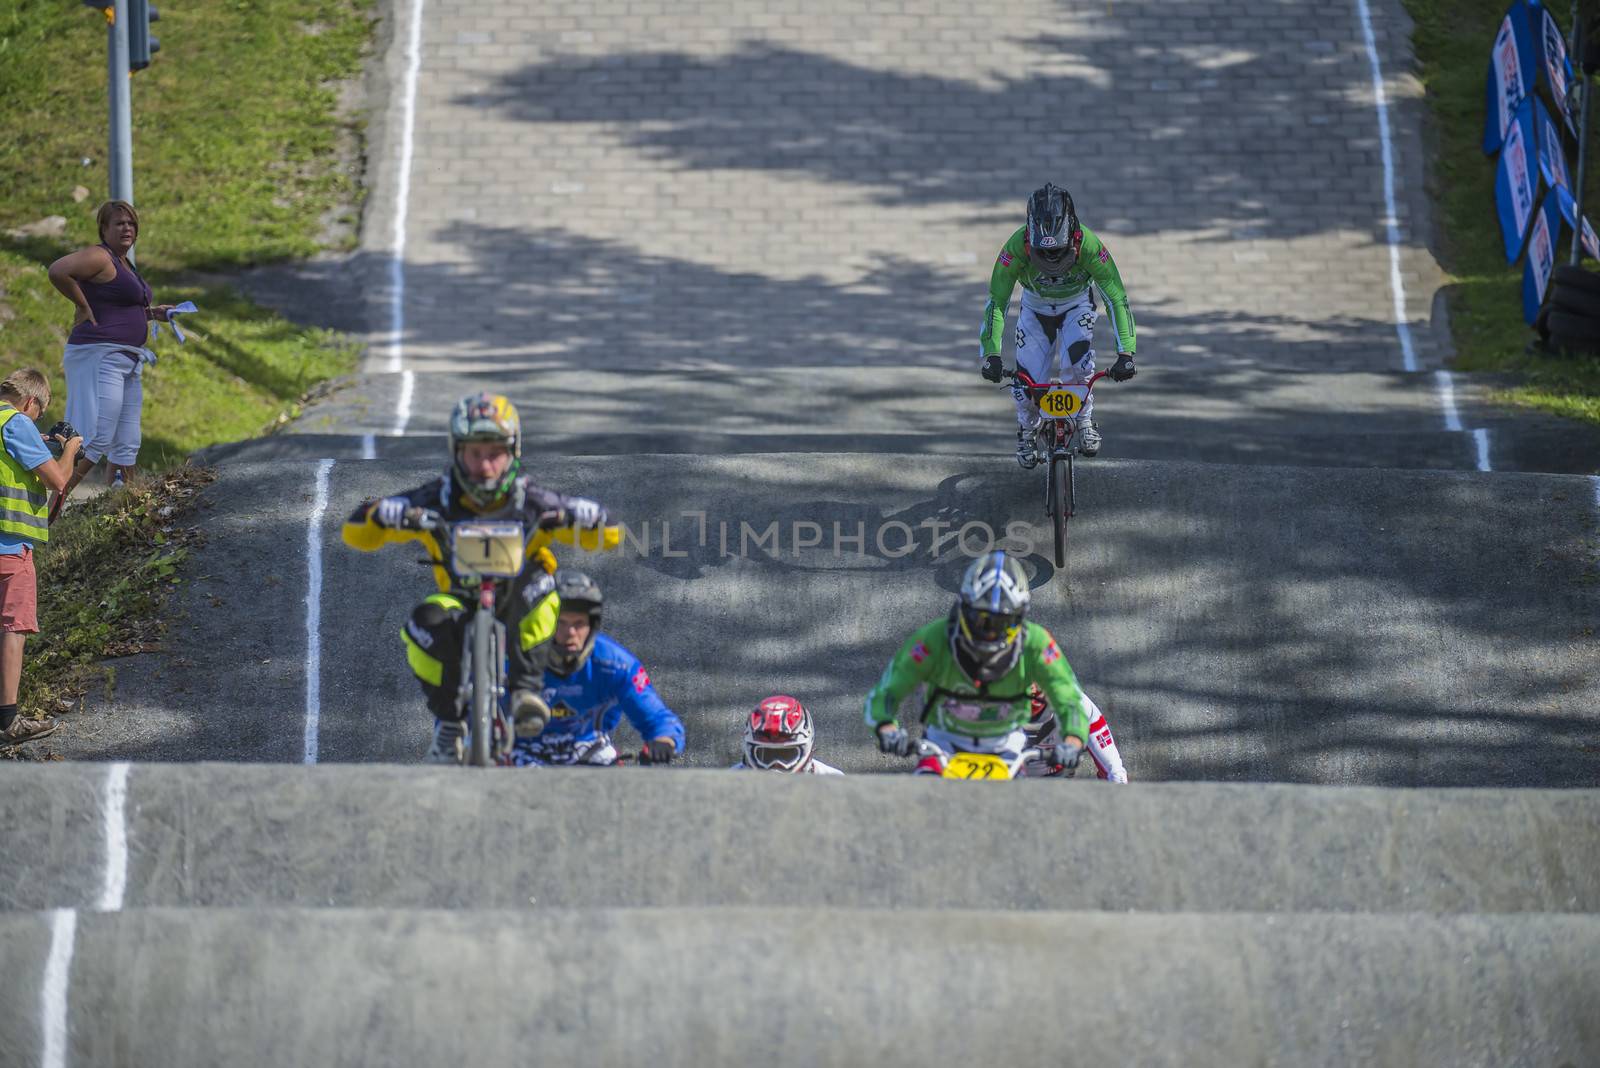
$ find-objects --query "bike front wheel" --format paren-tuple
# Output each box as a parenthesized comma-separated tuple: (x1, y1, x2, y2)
(1050, 455, 1071, 569)
(468, 609, 493, 767)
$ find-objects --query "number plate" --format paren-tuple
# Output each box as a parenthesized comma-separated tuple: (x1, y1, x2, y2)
(1038, 388, 1084, 417)
(942, 753, 1013, 780)
(451, 521, 526, 578)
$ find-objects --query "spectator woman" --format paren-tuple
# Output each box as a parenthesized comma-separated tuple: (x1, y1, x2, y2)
(47, 200, 172, 500)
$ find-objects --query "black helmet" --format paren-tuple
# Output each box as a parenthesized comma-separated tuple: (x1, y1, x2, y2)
(1025, 183, 1082, 275)
(549, 570, 603, 674)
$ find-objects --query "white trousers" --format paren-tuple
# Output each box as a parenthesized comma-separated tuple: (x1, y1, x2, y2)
(62, 343, 149, 466)
(1012, 290, 1097, 429)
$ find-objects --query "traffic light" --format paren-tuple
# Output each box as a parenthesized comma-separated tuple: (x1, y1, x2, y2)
(128, 0, 159, 71)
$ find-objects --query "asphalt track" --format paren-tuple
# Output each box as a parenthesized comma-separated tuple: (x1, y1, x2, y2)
(8, 0, 1600, 1060)
(57, 451, 1600, 784)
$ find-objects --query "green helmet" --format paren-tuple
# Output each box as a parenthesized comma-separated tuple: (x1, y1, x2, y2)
(448, 392, 522, 508)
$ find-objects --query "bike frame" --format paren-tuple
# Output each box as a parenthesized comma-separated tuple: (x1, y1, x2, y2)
(413, 515, 621, 767)
(1005, 368, 1109, 569)
(463, 578, 508, 767)
(1010, 367, 1108, 466)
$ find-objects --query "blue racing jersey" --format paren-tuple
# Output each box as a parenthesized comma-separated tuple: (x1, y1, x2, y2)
(519, 632, 686, 752)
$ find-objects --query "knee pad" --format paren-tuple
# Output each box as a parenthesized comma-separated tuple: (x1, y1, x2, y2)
(403, 600, 465, 704)
(1067, 339, 1092, 365)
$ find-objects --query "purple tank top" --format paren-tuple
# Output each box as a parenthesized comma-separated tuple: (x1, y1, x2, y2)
(66, 244, 152, 348)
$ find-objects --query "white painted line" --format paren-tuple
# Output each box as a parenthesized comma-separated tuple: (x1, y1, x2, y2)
(385, 0, 425, 382)
(361, 433, 376, 461)
(1355, 0, 1418, 372)
(1434, 370, 1463, 431)
(304, 459, 335, 765)
(42, 908, 77, 1068)
(1591, 475, 1600, 513)
(97, 762, 130, 912)
(1472, 427, 1492, 472)
(393, 369, 415, 437)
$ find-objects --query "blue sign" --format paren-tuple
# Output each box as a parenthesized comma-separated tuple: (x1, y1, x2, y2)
(1522, 190, 1564, 322)
(1553, 186, 1600, 260)
(1533, 96, 1572, 189)
(1485, 1, 1537, 153)
(1535, 2, 1576, 135)
(1495, 97, 1540, 261)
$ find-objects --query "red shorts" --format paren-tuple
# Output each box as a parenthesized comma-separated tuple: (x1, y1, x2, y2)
(0, 549, 39, 633)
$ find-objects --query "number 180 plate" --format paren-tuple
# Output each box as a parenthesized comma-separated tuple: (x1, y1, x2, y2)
(1038, 389, 1084, 417)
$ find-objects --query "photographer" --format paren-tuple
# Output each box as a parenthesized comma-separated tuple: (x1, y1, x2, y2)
(0, 369, 81, 745)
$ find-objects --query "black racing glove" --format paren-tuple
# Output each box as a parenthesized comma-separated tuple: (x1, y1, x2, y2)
(1108, 353, 1137, 382)
(980, 354, 1004, 383)
(640, 739, 676, 765)
(876, 725, 915, 757)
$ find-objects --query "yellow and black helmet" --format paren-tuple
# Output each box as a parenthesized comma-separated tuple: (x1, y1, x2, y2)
(447, 392, 521, 507)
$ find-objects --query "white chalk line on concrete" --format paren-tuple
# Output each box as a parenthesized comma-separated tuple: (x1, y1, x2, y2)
(1434, 370, 1494, 472)
(1354, 0, 1418, 372)
(386, 0, 424, 377)
(1472, 427, 1491, 473)
(393, 369, 415, 438)
(304, 458, 335, 765)
(1434, 370, 1463, 431)
(383, 0, 425, 443)
(42, 907, 77, 1068)
(97, 762, 130, 913)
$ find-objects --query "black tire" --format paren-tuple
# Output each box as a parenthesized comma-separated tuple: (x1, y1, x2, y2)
(1551, 264, 1600, 298)
(468, 612, 493, 767)
(1547, 284, 1600, 317)
(1051, 456, 1069, 569)
(1547, 310, 1600, 345)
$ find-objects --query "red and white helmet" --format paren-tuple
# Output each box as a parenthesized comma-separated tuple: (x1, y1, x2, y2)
(743, 695, 814, 772)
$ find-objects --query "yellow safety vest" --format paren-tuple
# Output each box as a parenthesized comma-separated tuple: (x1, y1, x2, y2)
(0, 404, 50, 545)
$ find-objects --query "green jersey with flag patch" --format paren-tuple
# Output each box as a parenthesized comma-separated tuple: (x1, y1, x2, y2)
(980, 225, 1136, 358)
(864, 617, 1088, 743)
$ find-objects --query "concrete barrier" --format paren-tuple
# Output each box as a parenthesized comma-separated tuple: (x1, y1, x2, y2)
(4, 764, 1597, 913)
(2, 907, 1595, 1067)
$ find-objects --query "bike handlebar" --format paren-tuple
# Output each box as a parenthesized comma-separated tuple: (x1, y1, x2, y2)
(1001, 368, 1110, 391)
(910, 738, 1050, 765)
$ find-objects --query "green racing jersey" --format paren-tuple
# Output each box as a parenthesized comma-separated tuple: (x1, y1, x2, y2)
(864, 617, 1089, 743)
(980, 225, 1136, 358)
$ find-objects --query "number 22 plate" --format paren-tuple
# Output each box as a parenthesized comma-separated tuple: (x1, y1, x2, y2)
(942, 753, 1013, 780)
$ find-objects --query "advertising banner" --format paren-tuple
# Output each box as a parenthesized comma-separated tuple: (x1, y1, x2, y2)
(1534, 1, 1576, 135)
(1484, 1, 1536, 153)
(1495, 97, 1540, 261)
(1522, 190, 1564, 322)
(1554, 186, 1600, 260)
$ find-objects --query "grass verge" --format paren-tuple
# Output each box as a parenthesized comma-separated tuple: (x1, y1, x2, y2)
(1, 465, 214, 757)
(0, 0, 372, 464)
(0, 0, 373, 738)
(1405, 0, 1600, 424)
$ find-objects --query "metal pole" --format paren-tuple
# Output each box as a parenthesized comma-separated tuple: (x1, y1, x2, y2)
(1571, 17, 1591, 265)
(107, 0, 133, 206)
